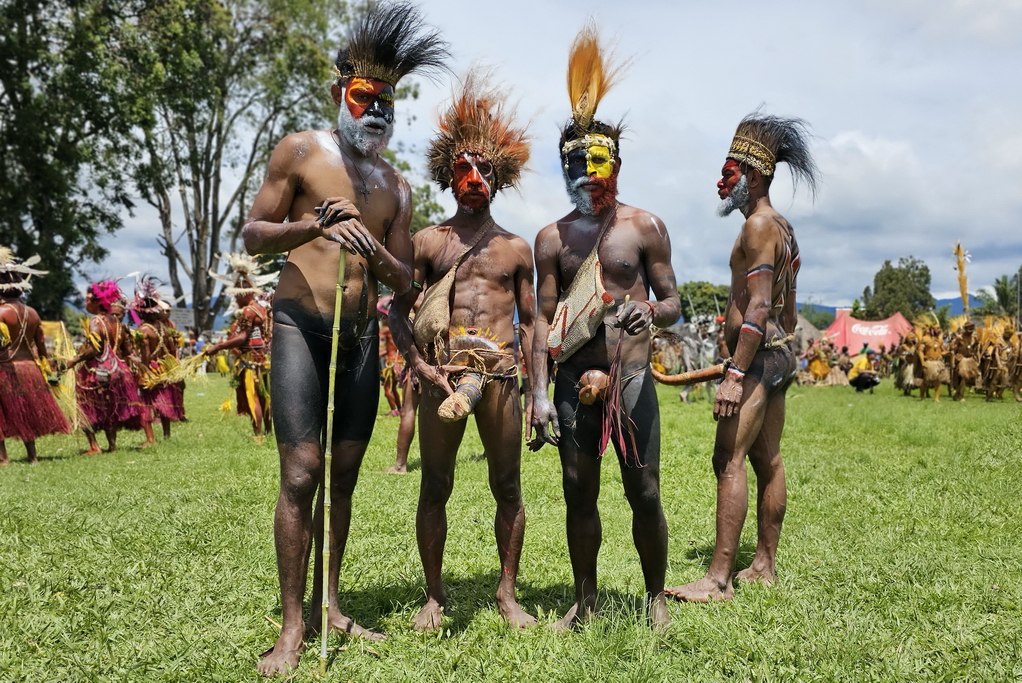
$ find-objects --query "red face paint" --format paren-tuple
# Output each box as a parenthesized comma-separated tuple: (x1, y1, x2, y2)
(452, 153, 494, 210)
(586, 172, 619, 215)
(718, 159, 742, 199)
(344, 77, 395, 120)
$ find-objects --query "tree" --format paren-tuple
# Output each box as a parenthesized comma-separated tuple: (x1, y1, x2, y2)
(676, 281, 729, 322)
(125, 1, 445, 331)
(0, 0, 148, 318)
(975, 269, 1020, 320)
(123, 0, 349, 332)
(799, 300, 834, 330)
(861, 256, 935, 320)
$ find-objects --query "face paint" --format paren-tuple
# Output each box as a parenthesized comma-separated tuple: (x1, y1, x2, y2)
(563, 168, 619, 216)
(716, 160, 749, 217)
(451, 153, 494, 212)
(337, 89, 395, 156)
(344, 77, 395, 122)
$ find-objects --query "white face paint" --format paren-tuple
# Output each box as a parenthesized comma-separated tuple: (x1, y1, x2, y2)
(337, 100, 394, 156)
(717, 174, 750, 217)
(563, 168, 596, 216)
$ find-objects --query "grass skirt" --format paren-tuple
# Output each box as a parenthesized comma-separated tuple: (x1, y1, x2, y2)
(142, 382, 186, 422)
(0, 360, 72, 440)
(75, 356, 147, 431)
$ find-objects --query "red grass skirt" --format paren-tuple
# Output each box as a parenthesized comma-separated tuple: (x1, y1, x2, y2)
(0, 360, 72, 440)
(75, 356, 148, 431)
(142, 383, 185, 422)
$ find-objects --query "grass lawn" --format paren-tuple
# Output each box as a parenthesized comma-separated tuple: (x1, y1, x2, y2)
(1, 375, 1020, 682)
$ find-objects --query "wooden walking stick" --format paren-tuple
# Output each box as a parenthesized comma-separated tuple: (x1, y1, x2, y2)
(320, 247, 347, 675)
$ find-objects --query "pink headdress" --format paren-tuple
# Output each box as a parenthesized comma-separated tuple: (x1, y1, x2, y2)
(87, 280, 125, 313)
(128, 274, 165, 324)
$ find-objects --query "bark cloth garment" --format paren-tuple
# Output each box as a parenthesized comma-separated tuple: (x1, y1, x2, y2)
(0, 303, 71, 440)
(75, 316, 147, 431)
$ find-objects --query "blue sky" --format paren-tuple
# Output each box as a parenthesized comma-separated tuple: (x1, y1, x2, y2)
(94, 0, 1022, 307)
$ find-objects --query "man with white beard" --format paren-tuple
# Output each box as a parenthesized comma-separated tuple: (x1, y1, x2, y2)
(530, 25, 681, 630)
(240, 3, 447, 675)
(666, 113, 818, 603)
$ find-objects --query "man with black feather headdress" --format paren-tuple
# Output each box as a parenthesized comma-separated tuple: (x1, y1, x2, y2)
(666, 112, 819, 603)
(240, 2, 448, 674)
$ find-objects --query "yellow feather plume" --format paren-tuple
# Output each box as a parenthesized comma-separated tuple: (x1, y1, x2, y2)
(566, 23, 624, 131)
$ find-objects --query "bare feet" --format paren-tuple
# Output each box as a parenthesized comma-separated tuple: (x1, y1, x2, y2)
(309, 607, 386, 642)
(550, 601, 593, 632)
(256, 625, 304, 677)
(664, 577, 734, 603)
(735, 565, 776, 587)
(497, 596, 537, 629)
(82, 447, 102, 455)
(385, 465, 407, 474)
(647, 592, 671, 629)
(412, 598, 445, 631)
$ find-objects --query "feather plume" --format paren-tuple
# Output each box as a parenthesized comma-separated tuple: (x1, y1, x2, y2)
(566, 24, 623, 132)
(336, 1, 449, 86)
(427, 68, 530, 193)
(0, 245, 48, 293)
(729, 112, 819, 198)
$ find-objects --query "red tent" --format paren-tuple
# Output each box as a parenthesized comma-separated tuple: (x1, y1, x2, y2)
(823, 310, 912, 352)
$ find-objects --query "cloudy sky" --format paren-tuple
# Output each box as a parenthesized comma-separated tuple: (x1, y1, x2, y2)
(95, 0, 1022, 307)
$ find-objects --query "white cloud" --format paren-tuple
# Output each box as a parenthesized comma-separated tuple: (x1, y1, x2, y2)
(83, 0, 1022, 311)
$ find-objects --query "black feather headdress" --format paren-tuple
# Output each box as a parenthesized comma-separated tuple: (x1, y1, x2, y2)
(335, 2, 449, 86)
(728, 113, 819, 197)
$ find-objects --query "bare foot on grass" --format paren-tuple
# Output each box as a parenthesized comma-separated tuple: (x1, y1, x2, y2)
(384, 465, 407, 474)
(309, 608, 386, 642)
(735, 565, 776, 586)
(550, 601, 593, 632)
(412, 599, 444, 631)
(256, 625, 304, 677)
(665, 577, 734, 603)
(647, 592, 671, 629)
(497, 596, 537, 628)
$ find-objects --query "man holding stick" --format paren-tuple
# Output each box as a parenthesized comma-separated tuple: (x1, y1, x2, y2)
(665, 112, 818, 602)
(240, 3, 447, 675)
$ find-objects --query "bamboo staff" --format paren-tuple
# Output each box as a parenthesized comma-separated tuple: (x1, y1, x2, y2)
(320, 247, 347, 675)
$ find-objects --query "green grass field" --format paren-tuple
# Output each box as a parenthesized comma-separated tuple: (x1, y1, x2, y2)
(2, 376, 1020, 682)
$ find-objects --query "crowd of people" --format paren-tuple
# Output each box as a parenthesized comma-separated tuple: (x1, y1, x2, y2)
(798, 319, 1022, 401)
(6, 3, 1014, 677)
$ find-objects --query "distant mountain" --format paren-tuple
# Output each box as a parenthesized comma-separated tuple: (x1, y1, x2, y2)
(935, 294, 983, 317)
(799, 295, 983, 318)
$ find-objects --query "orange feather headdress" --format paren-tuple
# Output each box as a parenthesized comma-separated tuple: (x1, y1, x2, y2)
(427, 69, 530, 194)
(560, 23, 626, 159)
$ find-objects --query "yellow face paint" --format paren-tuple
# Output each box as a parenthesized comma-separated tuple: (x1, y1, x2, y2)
(586, 144, 614, 179)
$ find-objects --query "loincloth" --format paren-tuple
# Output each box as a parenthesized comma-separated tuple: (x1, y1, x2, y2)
(922, 359, 948, 384)
(955, 357, 979, 382)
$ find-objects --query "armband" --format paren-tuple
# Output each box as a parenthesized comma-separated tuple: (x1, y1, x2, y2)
(745, 263, 774, 280)
(740, 321, 765, 337)
(726, 365, 746, 380)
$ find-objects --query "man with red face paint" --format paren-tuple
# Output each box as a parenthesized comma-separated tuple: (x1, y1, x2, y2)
(389, 70, 536, 631)
(530, 25, 681, 630)
(239, 4, 448, 675)
(665, 113, 818, 603)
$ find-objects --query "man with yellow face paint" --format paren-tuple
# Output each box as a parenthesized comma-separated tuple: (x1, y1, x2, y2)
(530, 24, 681, 631)
(239, 3, 449, 676)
